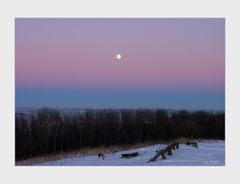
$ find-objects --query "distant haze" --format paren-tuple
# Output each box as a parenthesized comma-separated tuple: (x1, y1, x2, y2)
(15, 18, 225, 110)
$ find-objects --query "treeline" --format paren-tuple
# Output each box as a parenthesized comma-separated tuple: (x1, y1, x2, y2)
(15, 108, 225, 160)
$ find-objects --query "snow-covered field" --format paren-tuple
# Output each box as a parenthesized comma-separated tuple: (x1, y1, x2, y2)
(36, 140, 225, 166)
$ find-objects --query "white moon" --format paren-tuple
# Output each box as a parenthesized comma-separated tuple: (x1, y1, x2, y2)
(116, 54, 122, 60)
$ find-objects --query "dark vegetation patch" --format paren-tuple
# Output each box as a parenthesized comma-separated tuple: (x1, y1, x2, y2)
(15, 108, 224, 161)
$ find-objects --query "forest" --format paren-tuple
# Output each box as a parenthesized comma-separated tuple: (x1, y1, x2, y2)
(15, 108, 225, 160)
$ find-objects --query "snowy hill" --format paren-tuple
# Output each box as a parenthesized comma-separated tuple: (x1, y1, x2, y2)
(36, 140, 225, 166)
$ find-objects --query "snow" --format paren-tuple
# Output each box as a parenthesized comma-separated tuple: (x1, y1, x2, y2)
(36, 140, 225, 166)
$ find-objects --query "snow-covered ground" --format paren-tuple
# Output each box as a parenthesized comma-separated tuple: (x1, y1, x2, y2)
(36, 140, 225, 166)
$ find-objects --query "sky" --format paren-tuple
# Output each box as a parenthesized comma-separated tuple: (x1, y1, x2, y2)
(15, 18, 225, 110)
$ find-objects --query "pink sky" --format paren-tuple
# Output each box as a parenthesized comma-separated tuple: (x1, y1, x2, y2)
(16, 19, 224, 90)
(15, 18, 225, 109)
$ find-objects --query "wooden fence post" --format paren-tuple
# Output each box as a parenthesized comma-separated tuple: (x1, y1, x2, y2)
(176, 143, 179, 149)
(167, 149, 172, 155)
(161, 153, 167, 159)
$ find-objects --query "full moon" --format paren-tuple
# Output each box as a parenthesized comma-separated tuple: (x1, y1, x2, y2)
(116, 54, 122, 60)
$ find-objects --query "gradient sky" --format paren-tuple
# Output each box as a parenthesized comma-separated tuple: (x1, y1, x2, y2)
(15, 18, 225, 110)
